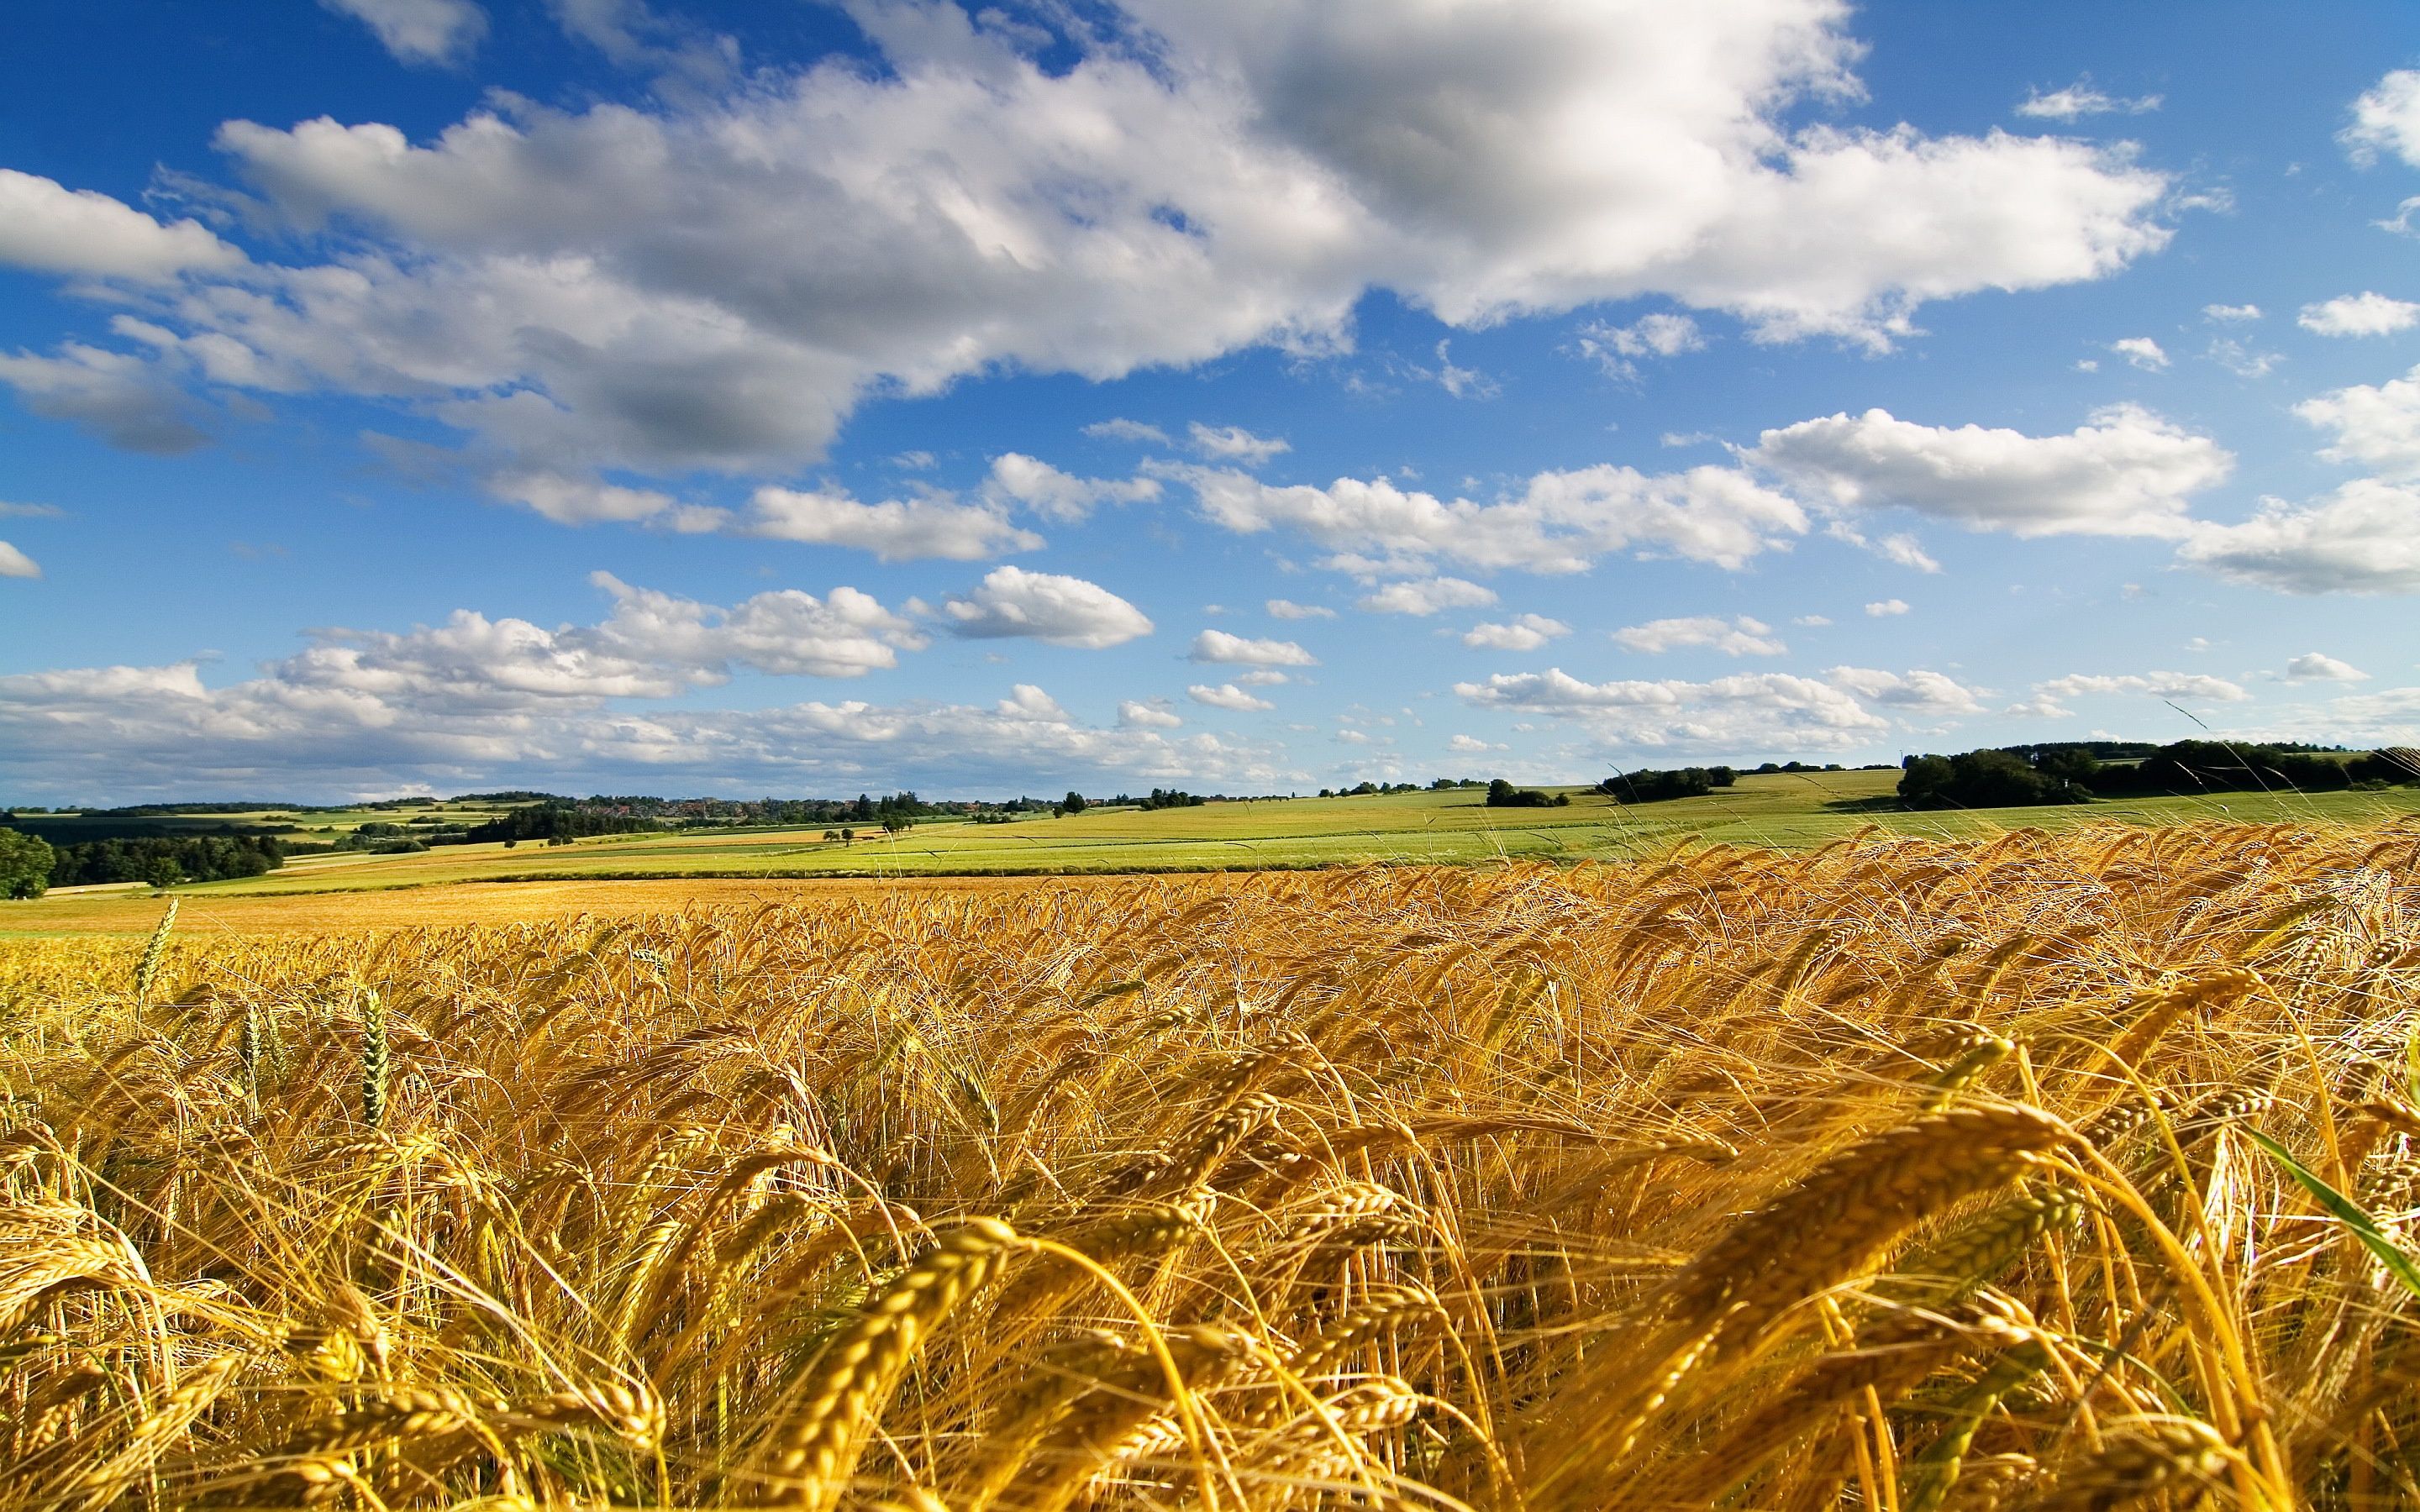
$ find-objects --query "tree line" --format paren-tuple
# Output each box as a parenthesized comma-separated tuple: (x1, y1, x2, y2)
(1900, 741, 2417, 810)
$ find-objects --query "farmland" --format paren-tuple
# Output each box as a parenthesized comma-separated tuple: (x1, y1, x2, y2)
(3, 817, 2417, 1508)
(10, 769, 2420, 936)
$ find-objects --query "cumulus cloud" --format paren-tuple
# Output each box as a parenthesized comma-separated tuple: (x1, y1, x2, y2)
(2017, 670, 2249, 717)
(1823, 519, 1942, 572)
(737, 485, 1041, 561)
(2344, 70, 2420, 168)
(1748, 403, 2230, 538)
(981, 454, 1160, 522)
(1865, 598, 1910, 617)
(0, 171, 246, 282)
(939, 566, 1155, 648)
(0, 659, 1288, 801)
(0, 1, 2171, 499)
(2293, 365, 2420, 480)
(1083, 417, 1172, 446)
(1186, 423, 1290, 465)
(1453, 665, 1981, 752)
(0, 542, 39, 580)
(581, 572, 929, 679)
(1612, 615, 1785, 655)
(1356, 576, 1498, 615)
(1572, 312, 1705, 380)
(2016, 81, 2162, 120)
(319, 0, 487, 66)
(1118, 698, 1184, 728)
(1462, 614, 1571, 651)
(2285, 652, 2369, 682)
(1185, 461, 1806, 575)
(1189, 629, 1318, 666)
(2110, 336, 2169, 370)
(0, 342, 210, 454)
(1265, 599, 1336, 620)
(2203, 303, 2261, 323)
(2179, 480, 2420, 594)
(1189, 681, 1275, 711)
(2299, 292, 2420, 338)
(1824, 666, 1985, 715)
(1445, 732, 1505, 753)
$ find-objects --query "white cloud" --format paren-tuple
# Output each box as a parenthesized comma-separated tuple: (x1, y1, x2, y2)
(0, 342, 209, 454)
(1462, 614, 1571, 651)
(981, 453, 1160, 522)
(2202, 303, 2261, 323)
(0, 542, 39, 580)
(1265, 598, 1336, 620)
(1189, 682, 1275, 712)
(0, 659, 1290, 801)
(1, 2, 2170, 496)
(2110, 336, 2169, 370)
(0, 502, 64, 518)
(738, 485, 1041, 561)
(890, 449, 936, 470)
(2019, 670, 2250, 717)
(2285, 652, 2369, 682)
(581, 573, 929, 679)
(1233, 669, 1292, 687)
(1185, 461, 1806, 575)
(2179, 480, 2420, 594)
(1356, 576, 1498, 615)
(1186, 423, 1290, 465)
(939, 566, 1155, 648)
(1824, 666, 1986, 715)
(1189, 629, 1318, 666)
(1572, 312, 1705, 379)
(2299, 292, 2420, 338)
(319, 0, 487, 66)
(0, 171, 246, 282)
(1612, 614, 1785, 655)
(2016, 81, 2161, 120)
(1824, 518, 1941, 571)
(1445, 733, 1505, 753)
(2206, 339, 2281, 380)
(2293, 365, 2420, 479)
(1452, 666, 1943, 752)
(1748, 403, 2230, 538)
(490, 469, 679, 525)
(1083, 417, 1172, 446)
(2344, 70, 2420, 168)
(1792, 613, 1832, 627)
(1865, 598, 1910, 617)
(1118, 698, 1184, 728)
(1428, 339, 1497, 399)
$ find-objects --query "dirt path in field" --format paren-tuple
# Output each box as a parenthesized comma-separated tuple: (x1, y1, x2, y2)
(0, 872, 1241, 935)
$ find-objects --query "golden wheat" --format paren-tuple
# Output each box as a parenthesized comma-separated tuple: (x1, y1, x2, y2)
(3, 817, 2417, 1508)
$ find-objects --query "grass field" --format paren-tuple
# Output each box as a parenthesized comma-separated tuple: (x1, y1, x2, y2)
(3, 817, 2417, 1508)
(12, 770, 2419, 936)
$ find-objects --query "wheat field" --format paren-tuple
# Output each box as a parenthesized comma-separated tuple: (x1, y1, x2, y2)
(3, 819, 2419, 1509)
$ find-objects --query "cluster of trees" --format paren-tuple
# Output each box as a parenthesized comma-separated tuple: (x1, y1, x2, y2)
(1130, 789, 1207, 811)
(1485, 779, 1570, 808)
(0, 831, 51, 899)
(45, 833, 287, 889)
(459, 805, 658, 844)
(1318, 781, 1424, 797)
(1900, 741, 2418, 811)
(1600, 766, 1739, 804)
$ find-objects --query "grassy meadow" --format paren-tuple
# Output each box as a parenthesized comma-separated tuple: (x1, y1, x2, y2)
(4, 816, 2420, 1508)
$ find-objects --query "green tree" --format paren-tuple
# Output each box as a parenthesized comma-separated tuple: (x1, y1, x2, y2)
(1061, 790, 1088, 814)
(0, 830, 55, 899)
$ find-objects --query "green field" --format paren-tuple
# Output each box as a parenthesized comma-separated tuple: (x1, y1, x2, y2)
(18, 769, 2419, 914)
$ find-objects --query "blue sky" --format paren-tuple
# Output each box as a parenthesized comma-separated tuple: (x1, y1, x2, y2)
(4, 0, 2420, 802)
